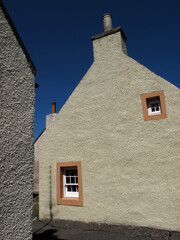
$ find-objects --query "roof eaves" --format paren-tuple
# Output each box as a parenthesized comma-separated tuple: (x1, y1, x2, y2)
(34, 128, 46, 144)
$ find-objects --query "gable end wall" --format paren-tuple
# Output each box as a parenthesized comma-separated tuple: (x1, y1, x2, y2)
(39, 30, 180, 231)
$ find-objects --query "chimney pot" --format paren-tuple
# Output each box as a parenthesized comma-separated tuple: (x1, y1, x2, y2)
(102, 13, 112, 32)
(52, 102, 56, 113)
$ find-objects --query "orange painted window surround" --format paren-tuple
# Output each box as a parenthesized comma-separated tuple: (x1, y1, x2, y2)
(140, 90, 167, 121)
(56, 161, 83, 206)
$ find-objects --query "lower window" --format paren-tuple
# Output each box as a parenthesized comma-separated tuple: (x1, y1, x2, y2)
(63, 167, 79, 197)
(56, 161, 83, 206)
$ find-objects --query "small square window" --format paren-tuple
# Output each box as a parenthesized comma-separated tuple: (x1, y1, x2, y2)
(56, 161, 83, 206)
(147, 97, 161, 116)
(140, 90, 167, 121)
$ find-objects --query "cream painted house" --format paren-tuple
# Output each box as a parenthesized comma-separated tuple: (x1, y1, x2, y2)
(39, 14, 180, 231)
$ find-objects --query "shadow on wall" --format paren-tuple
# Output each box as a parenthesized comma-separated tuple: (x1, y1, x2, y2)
(49, 165, 53, 220)
(33, 167, 66, 239)
(33, 166, 54, 237)
(33, 229, 66, 240)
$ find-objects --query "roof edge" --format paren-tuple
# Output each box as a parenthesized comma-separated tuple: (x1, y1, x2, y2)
(34, 128, 46, 143)
(91, 27, 127, 41)
(0, 0, 36, 75)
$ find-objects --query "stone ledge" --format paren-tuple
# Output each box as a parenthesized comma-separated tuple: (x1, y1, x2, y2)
(91, 27, 127, 41)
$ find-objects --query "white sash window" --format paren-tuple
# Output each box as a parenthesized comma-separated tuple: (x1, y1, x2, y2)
(147, 97, 161, 116)
(63, 167, 79, 197)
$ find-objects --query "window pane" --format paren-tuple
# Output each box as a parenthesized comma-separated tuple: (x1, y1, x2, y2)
(76, 177, 78, 183)
(71, 177, 75, 183)
(152, 107, 155, 112)
(151, 103, 155, 107)
(156, 107, 160, 111)
(72, 185, 76, 192)
(74, 169, 77, 176)
(67, 186, 71, 192)
(155, 103, 159, 107)
(71, 170, 74, 176)
(66, 170, 70, 176)
(66, 177, 70, 184)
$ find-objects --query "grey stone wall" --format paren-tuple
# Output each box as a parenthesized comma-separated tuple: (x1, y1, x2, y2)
(0, 5, 35, 240)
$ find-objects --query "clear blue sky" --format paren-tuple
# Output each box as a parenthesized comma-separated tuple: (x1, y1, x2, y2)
(3, 0, 180, 139)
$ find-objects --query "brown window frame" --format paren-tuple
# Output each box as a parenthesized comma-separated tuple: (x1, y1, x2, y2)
(56, 161, 83, 206)
(140, 90, 167, 121)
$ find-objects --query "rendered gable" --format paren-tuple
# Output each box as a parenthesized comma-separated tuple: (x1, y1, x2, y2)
(39, 17, 180, 231)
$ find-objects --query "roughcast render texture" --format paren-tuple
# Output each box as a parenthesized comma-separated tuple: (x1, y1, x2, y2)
(34, 113, 57, 194)
(34, 130, 45, 194)
(39, 26, 180, 230)
(0, 2, 35, 239)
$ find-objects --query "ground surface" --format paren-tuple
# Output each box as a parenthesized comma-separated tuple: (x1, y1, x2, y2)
(33, 195, 180, 240)
(32, 219, 180, 240)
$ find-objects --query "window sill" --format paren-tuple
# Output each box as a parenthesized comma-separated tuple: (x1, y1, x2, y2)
(57, 197, 83, 206)
(145, 112, 167, 121)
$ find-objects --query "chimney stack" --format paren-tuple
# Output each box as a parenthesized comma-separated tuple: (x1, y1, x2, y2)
(46, 102, 57, 129)
(52, 102, 56, 113)
(102, 13, 112, 32)
(91, 14, 127, 59)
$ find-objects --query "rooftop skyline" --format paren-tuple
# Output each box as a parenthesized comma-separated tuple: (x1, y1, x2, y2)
(3, 0, 180, 139)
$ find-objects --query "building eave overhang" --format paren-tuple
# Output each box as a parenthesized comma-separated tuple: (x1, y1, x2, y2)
(91, 26, 127, 41)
